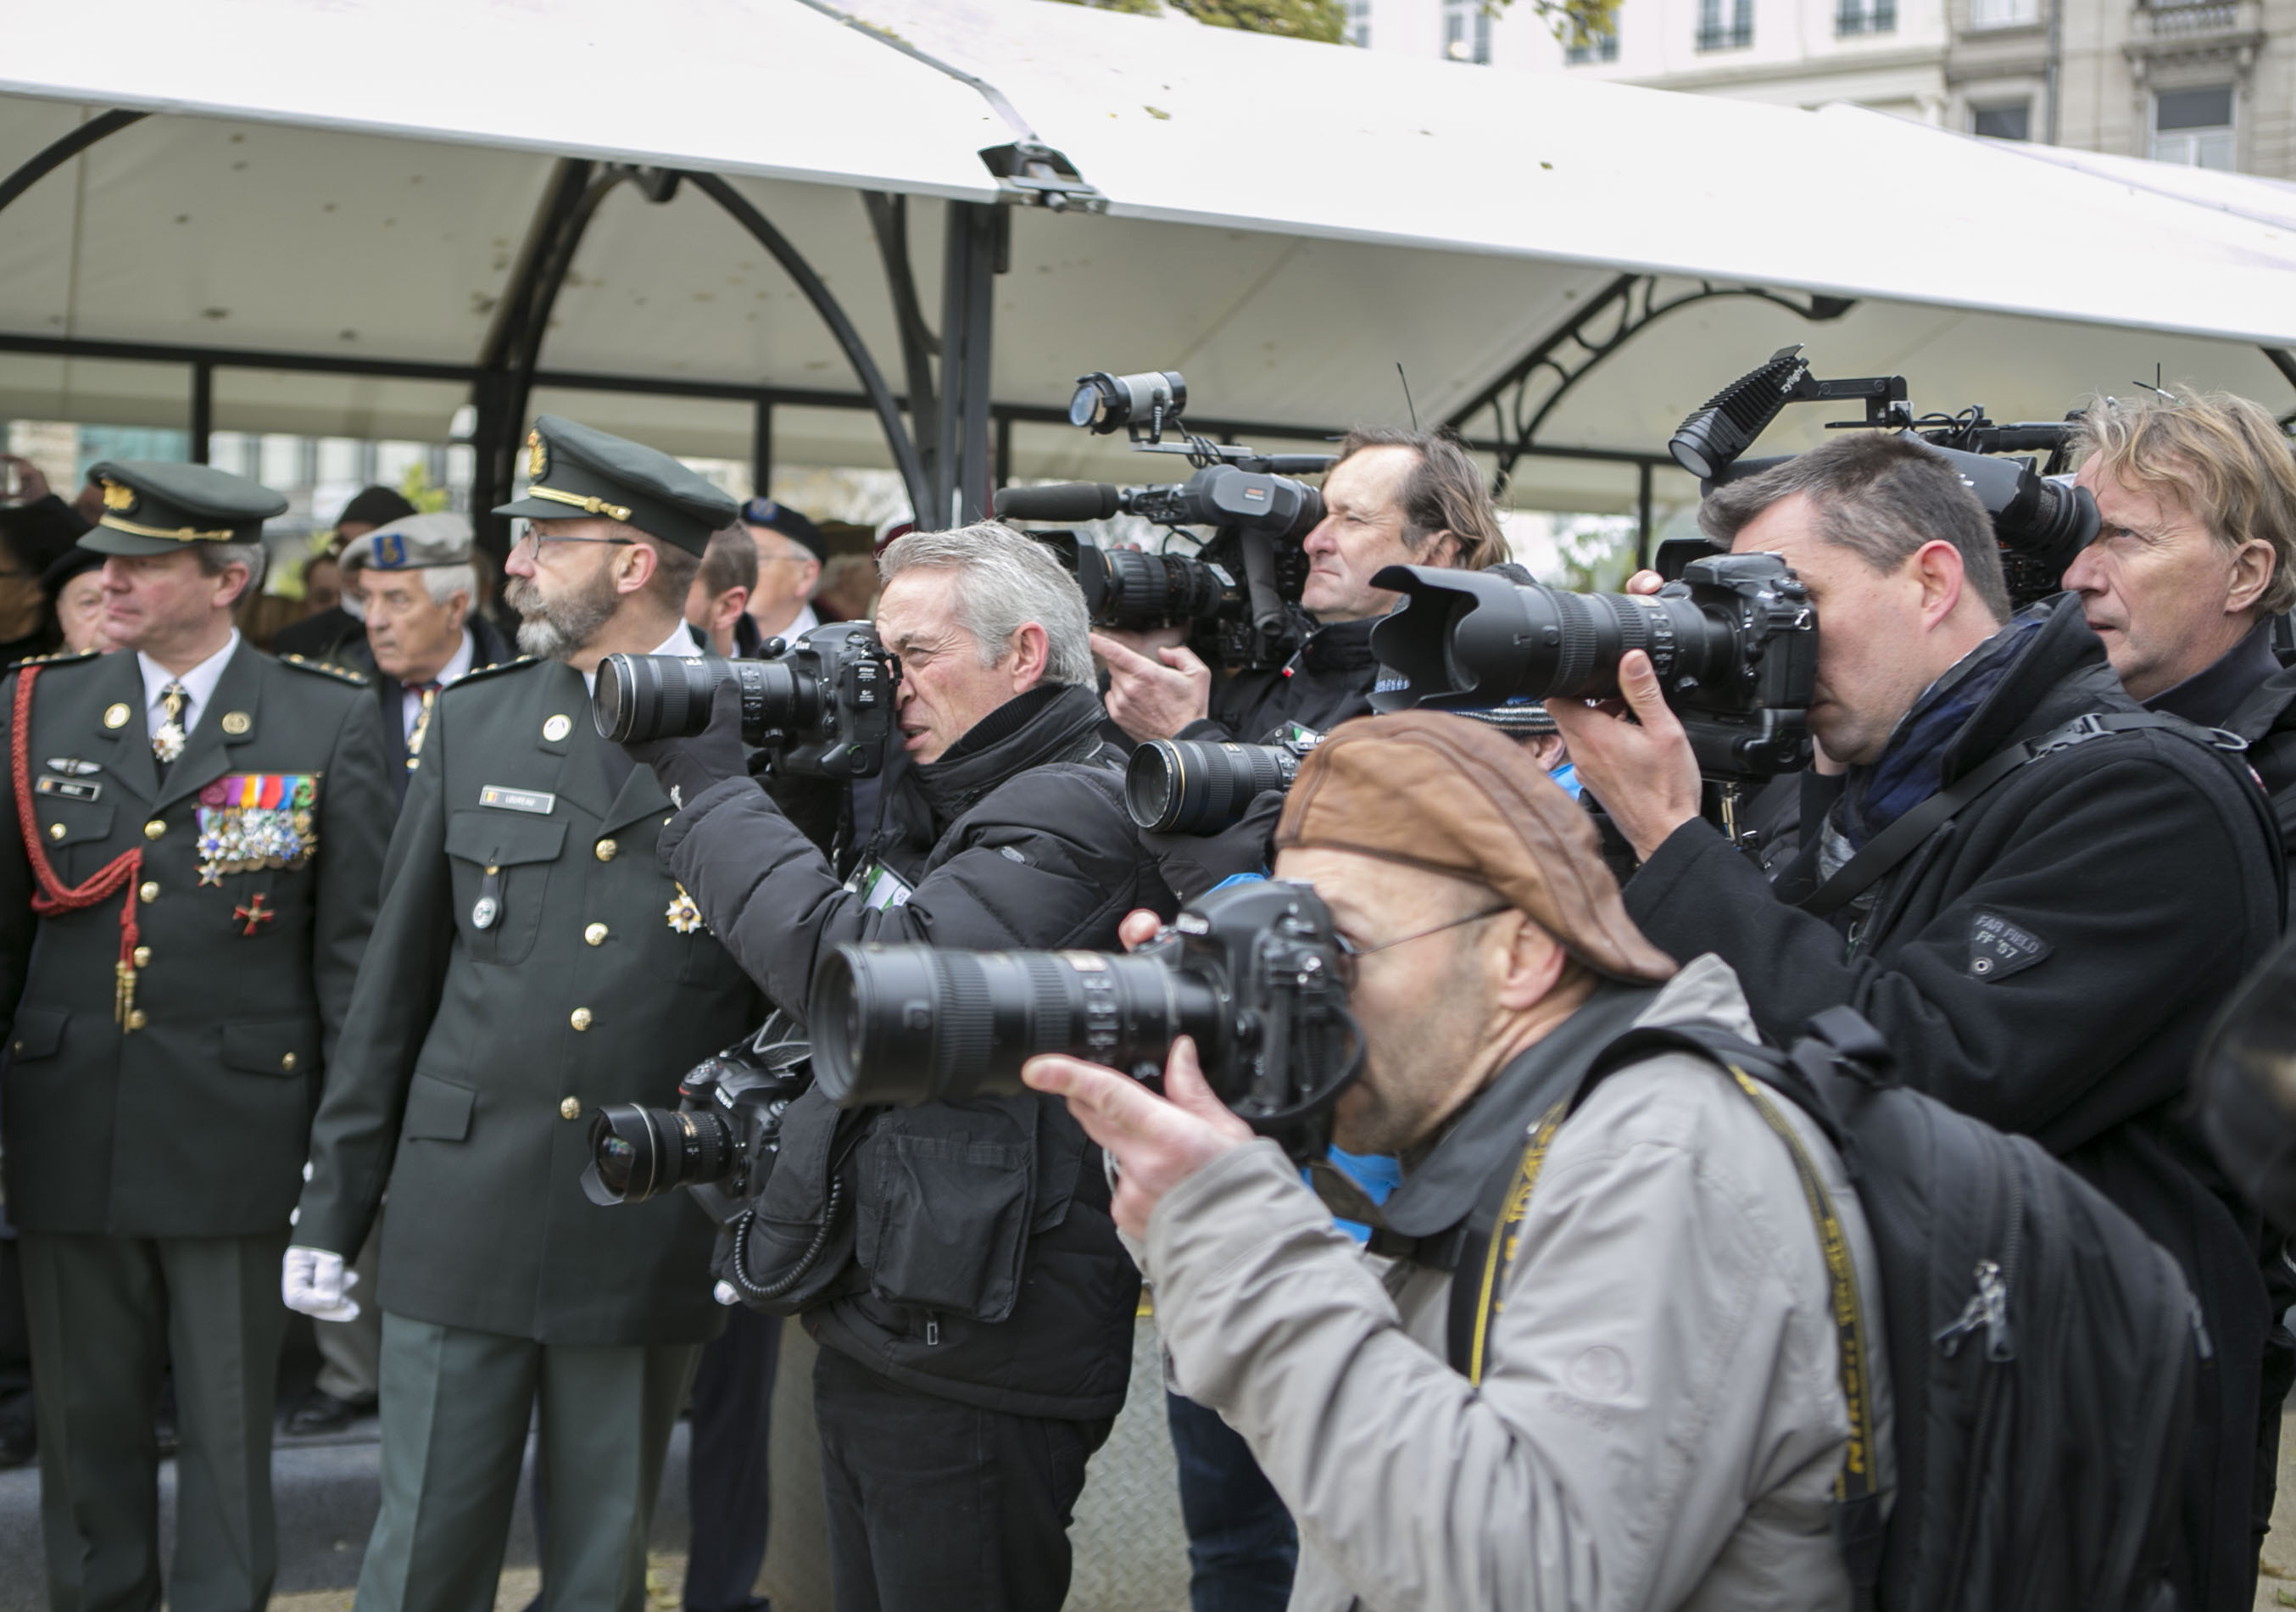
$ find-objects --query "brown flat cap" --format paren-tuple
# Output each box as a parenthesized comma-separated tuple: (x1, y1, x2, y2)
(1274, 711, 1676, 984)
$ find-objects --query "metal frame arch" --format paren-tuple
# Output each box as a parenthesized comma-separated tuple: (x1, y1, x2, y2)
(1446, 274, 1857, 500)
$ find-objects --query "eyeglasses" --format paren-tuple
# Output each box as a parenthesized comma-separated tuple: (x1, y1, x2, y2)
(510, 528, 636, 559)
(1334, 902, 1511, 983)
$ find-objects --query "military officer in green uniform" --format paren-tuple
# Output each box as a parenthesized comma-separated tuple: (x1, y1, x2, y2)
(0, 460, 393, 1612)
(290, 416, 761, 1612)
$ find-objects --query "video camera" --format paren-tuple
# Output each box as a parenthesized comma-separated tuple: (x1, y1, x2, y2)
(1667, 345, 2098, 608)
(995, 369, 1335, 672)
(592, 621, 899, 779)
(1369, 551, 1817, 780)
(809, 878, 1364, 1159)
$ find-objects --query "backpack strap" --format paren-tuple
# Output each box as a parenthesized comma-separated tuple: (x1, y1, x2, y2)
(1802, 711, 2248, 919)
(1444, 1019, 1884, 1604)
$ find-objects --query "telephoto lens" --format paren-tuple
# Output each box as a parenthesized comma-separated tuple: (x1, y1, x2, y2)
(583, 1103, 740, 1205)
(592, 651, 814, 746)
(810, 945, 1226, 1108)
(1127, 737, 1305, 834)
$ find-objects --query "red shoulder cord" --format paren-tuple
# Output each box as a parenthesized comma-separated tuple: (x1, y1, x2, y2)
(11, 667, 142, 1029)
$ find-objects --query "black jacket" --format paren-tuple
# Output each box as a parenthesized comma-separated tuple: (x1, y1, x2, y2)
(1621, 598, 2283, 1612)
(2149, 620, 2296, 906)
(1179, 613, 1384, 747)
(664, 682, 1178, 1419)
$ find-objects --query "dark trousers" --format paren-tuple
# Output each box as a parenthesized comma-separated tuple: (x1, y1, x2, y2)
(19, 1229, 289, 1612)
(359, 1312, 698, 1612)
(1165, 1392, 1296, 1612)
(685, 1306, 782, 1612)
(811, 1344, 1112, 1612)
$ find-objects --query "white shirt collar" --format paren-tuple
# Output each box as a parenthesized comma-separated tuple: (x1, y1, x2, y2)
(437, 628, 476, 689)
(399, 630, 477, 741)
(581, 620, 702, 696)
(785, 601, 820, 641)
(138, 631, 242, 736)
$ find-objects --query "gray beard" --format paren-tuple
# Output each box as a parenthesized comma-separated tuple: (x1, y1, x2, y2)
(506, 572, 618, 662)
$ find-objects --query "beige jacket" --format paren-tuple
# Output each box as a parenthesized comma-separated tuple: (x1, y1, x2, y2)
(1143, 955, 1892, 1612)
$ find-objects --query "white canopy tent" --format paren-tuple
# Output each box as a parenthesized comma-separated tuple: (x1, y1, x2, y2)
(1, 0, 2292, 533)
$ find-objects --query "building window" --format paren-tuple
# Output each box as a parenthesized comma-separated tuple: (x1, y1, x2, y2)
(1837, 0, 1896, 33)
(1566, 27, 1621, 61)
(1697, 0, 1753, 50)
(1443, 0, 1492, 62)
(1967, 0, 2039, 27)
(2151, 85, 2235, 168)
(1970, 100, 2031, 139)
(1346, 0, 1371, 46)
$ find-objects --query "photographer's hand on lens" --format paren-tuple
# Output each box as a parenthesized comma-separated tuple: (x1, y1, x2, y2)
(1092, 631, 1214, 744)
(281, 1244, 360, 1322)
(1546, 649, 1704, 864)
(1023, 1036, 1253, 1241)
(622, 677, 748, 806)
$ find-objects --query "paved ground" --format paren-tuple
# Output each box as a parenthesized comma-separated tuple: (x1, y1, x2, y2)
(2261, 1404, 2296, 1609)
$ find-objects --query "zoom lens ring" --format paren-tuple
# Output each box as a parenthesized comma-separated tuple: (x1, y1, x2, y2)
(930, 953, 995, 1090)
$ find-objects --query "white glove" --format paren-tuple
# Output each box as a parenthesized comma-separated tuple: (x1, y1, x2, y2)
(282, 1245, 361, 1321)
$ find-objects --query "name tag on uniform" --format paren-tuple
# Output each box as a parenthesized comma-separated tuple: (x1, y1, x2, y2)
(34, 776, 101, 802)
(479, 785, 556, 815)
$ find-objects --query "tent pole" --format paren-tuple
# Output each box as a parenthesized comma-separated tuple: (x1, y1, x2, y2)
(190, 362, 213, 465)
(863, 193, 940, 481)
(0, 109, 146, 220)
(688, 173, 932, 528)
(1636, 460, 1652, 572)
(752, 400, 773, 502)
(471, 160, 599, 559)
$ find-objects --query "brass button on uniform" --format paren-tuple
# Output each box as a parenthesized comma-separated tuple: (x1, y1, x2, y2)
(125, 1009, 148, 1031)
(138, 881, 160, 903)
(560, 1096, 583, 1120)
(583, 923, 609, 946)
(594, 839, 617, 863)
(281, 1052, 298, 1073)
(570, 1007, 594, 1032)
(143, 820, 166, 841)
(103, 703, 130, 730)
(131, 945, 152, 968)
(46, 823, 63, 841)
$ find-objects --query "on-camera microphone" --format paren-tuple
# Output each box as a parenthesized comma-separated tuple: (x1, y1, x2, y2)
(994, 483, 1122, 522)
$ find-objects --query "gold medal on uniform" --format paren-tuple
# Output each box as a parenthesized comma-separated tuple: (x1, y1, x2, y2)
(666, 883, 703, 934)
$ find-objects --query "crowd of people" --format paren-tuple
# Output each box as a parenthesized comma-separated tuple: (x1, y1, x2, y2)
(0, 382, 2289, 1612)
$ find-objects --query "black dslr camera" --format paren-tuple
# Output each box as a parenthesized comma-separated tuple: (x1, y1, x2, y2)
(591, 621, 899, 779)
(1668, 345, 2098, 608)
(995, 368, 1334, 672)
(580, 1022, 811, 1218)
(1369, 552, 1817, 779)
(1124, 722, 1324, 834)
(808, 878, 1364, 1158)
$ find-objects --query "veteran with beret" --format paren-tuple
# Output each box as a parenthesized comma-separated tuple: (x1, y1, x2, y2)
(0, 460, 394, 1612)
(291, 416, 762, 1612)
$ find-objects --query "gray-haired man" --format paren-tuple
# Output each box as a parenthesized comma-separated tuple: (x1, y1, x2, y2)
(627, 521, 1178, 1612)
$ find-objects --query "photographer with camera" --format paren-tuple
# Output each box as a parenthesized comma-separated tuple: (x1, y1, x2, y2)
(2063, 388, 2296, 885)
(1551, 430, 2284, 1612)
(1016, 711, 1889, 1610)
(289, 417, 763, 1609)
(635, 521, 1174, 1612)
(1093, 427, 1503, 749)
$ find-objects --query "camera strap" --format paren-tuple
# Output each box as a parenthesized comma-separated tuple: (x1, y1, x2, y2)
(1799, 711, 2243, 920)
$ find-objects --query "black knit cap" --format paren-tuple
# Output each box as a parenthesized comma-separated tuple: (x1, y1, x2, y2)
(493, 416, 738, 555)
(337, 485, 417, 532)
